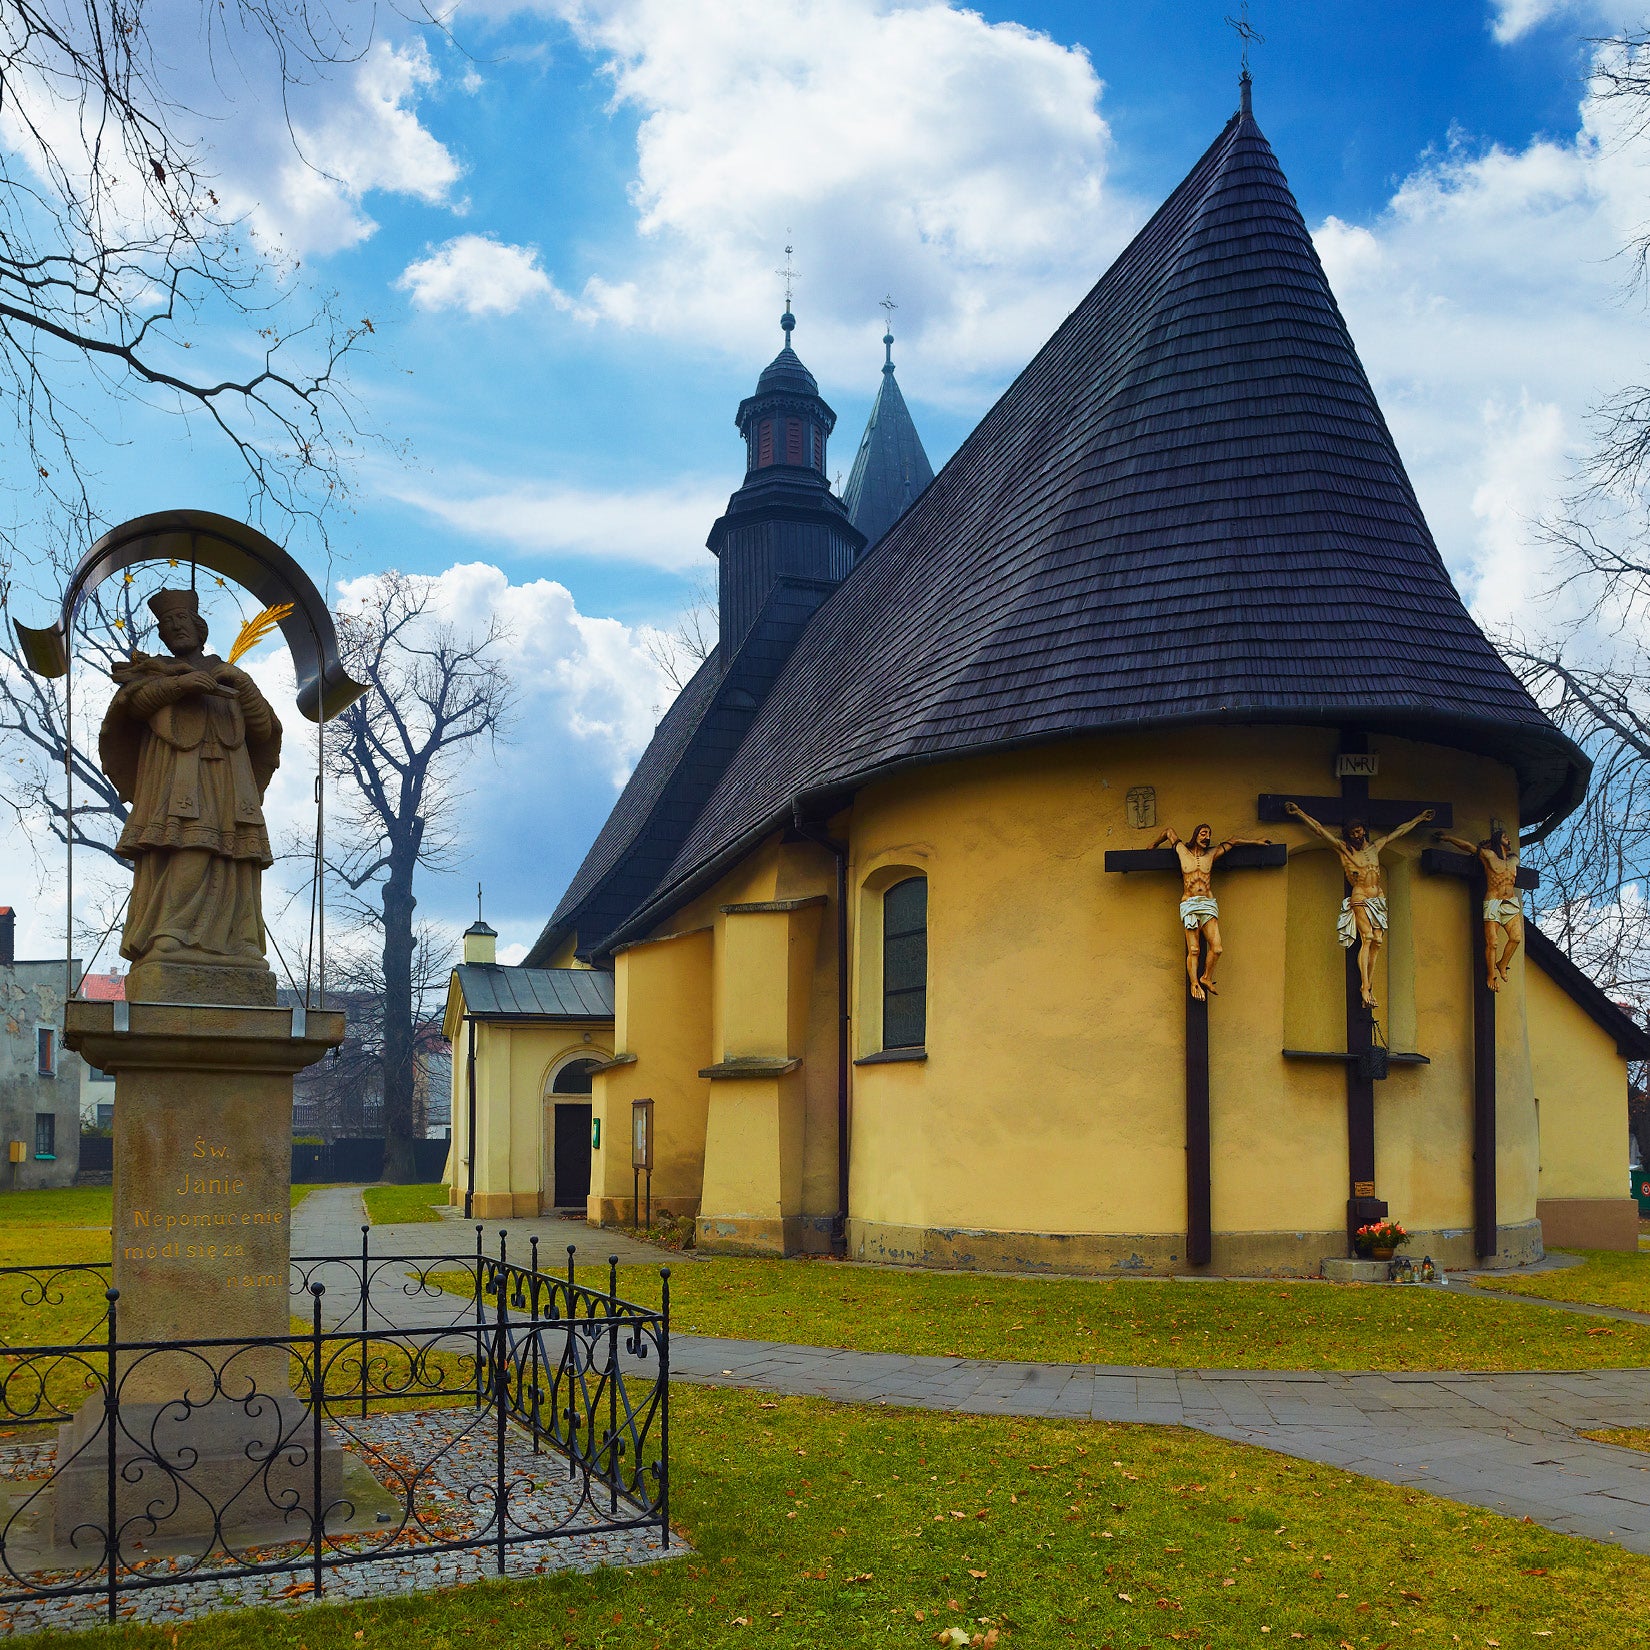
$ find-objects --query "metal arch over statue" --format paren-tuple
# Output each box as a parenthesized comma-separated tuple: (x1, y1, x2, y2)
(10, 508, 366, 724)
(10, 508, 367, 1008)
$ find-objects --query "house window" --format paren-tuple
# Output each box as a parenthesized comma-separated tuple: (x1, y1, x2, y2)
(882, 876, 928, 1049)
(36, 1026, 56, 1078)
(34, 1112, 55, 1160)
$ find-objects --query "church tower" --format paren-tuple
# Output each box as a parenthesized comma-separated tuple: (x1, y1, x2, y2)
(843, 314, 934, 551)
(706, 308, 864, 662)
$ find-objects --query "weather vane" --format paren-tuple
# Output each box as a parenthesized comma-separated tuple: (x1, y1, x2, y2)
(1225, 1, 1264, 75)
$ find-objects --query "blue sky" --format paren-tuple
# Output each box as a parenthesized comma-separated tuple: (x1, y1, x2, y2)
(4, 0, 1647, 964)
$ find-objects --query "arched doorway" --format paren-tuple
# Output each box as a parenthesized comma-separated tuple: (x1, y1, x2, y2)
(544, 1058, 600, 1212)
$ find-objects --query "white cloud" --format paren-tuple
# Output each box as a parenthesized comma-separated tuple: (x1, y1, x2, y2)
(389, 474, 730, 571)
(1489, 2, 1644, 44)
(256, 39, 464, 255)
(1311, 50, 1650, 632)
(335, 561, 674, 783)
(533, 0, 1130, 398)
(1490, 0, 1576, 42)
(398, 235, 562, 315)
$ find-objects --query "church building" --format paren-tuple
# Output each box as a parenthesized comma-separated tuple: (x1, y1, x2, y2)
(445, 84, 1645, 1274)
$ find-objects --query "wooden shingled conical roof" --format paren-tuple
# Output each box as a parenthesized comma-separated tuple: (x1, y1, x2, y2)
(843, 330, 935, 550)
(543, 100, 1590, 961)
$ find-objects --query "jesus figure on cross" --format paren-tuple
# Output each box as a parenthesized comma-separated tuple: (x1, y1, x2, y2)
(1434, 825, 1524, 992)
(1151, 822, 1273, 1000)
(1284, 802, 1434, 1009)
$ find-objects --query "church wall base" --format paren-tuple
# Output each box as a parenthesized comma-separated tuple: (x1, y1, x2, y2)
(589, 1195, 701, 1228)
(693, 1213, 837, 1257)
(1536, 1197, 1640, 1252)
(846, 1217, 1545, 1278)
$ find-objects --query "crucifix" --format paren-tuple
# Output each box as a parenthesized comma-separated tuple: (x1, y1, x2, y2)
(1225, 0, 1265, 111)
(1419, 836, 1539, 1258)
(1105, 832, 1287, 1266)
(1259, 734, 1453, 1251)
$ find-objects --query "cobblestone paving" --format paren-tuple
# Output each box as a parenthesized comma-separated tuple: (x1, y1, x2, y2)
(0, 1408, 673, 1635)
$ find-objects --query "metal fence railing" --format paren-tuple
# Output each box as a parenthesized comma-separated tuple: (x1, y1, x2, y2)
(0, 1235, 669, 1623)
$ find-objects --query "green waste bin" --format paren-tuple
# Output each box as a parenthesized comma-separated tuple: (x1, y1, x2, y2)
(1634, 1167, 1650, 1218)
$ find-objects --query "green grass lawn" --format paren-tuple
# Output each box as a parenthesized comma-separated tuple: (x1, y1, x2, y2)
(0, 1184, 111, 1228)
(361, 1182, 446, 1225)
(28, 1386, 1650, 1650)
(431, 1254, 1650, 1372)
(1470, 1247, 1650, 1315)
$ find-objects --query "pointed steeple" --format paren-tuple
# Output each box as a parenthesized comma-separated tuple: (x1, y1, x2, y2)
(843, 312, 934, 552)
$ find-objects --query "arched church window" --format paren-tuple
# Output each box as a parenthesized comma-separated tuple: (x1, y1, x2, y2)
(882, 876, 927, 1049)
(551, 1058, 600, 1095)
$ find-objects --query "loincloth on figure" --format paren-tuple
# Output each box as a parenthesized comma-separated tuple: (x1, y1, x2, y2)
(1337, 893, 1387, 948)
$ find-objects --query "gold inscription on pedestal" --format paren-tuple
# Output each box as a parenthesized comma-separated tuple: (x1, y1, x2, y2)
(123, 1133, 284, 1284)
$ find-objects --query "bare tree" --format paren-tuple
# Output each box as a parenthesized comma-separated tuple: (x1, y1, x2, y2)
(328, 572, 512, 1182)
(0, 561, 142, 865)
(291, 920, 453, 1144)
(1492, 34, 1650, 1008)
(640, 568, 716, 693)
(0, 3, 420, 565)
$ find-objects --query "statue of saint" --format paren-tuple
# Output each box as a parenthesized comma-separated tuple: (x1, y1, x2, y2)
(1284, 803, 1434, 1009)
(99, 588, 281, 991)
(1434, 826, 1523, 991)
(1150, 823, 1272, 1000)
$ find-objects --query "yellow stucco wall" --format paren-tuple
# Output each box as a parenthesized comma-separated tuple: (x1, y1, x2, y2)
(469, 723, 1606, 1271)
(441, 982, 612, 1218)
(591, 927, 715, 1222)
(1527, 958, 1630, 1201)
(839, 726, 1536, 1269)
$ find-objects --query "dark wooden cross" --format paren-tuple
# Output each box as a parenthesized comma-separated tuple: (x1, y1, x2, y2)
(1418, 843, 1539, 1259)
(1258, 734, 1453, 1251)
(1104, 837, 1287, 1267)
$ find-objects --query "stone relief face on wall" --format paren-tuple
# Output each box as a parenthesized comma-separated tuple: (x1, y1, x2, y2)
(97, 588, 282, 1003)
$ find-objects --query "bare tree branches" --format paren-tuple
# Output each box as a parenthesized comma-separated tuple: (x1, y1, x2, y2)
(328, 570, 512, 1179)
(640, 568, 716, 695)
(0, 2, 436, 566)
(0, 543, 147, 866)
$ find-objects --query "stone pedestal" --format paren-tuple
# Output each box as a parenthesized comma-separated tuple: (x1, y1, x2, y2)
(55, 999, 344, 1548)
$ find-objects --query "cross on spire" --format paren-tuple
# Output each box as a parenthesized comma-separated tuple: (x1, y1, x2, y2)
(1225, 1, 1264, 72)
(1225, 0, 1264, 111)
(777, 238, 798, 343)
(880, 293, 897, 371)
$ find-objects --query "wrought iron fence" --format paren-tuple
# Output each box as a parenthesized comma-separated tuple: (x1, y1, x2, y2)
(0, 1234, 669, 1625)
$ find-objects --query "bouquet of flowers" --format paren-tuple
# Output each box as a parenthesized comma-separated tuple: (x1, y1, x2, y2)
(1353, 1218, 1410, 1256)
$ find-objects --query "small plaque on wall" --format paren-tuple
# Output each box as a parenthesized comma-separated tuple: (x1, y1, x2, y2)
(1335, 753, 1380, 778)
(1353, 1180, 1376, 1198)
(1125, 785, 1156, 829)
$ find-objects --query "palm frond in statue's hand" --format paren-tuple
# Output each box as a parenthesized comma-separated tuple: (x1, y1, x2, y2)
(227, 603, 294, 665)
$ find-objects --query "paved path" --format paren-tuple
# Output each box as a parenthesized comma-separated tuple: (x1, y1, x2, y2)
(665, 1337, 1650, 1553)
(292, 1186, 685, 1268)
(288, 1197, 1650, 1556)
